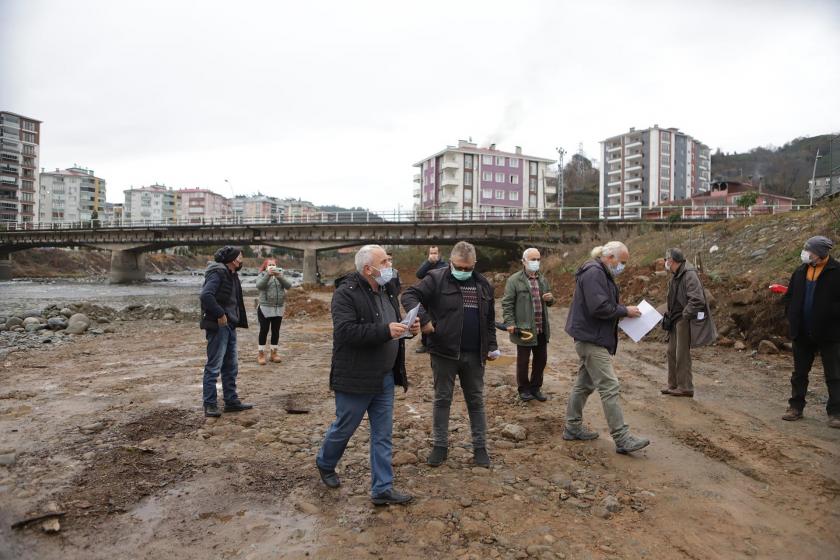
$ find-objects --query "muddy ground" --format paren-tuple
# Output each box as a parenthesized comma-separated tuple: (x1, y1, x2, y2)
(1, 301, 838, 560)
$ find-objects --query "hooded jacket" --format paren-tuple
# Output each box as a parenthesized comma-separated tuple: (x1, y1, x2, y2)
(200, 262, 248, 330)
(255, 270, 292, 308)
(564, 259, 627, 355)
(783, 256, 840, 342)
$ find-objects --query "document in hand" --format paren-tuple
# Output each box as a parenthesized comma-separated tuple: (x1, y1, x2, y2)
(618, 299, 663, 343)
(399, 304, 421, 339)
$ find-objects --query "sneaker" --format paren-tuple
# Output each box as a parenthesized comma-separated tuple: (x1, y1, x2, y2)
(828, 416, 840, 429)
(371, 488, 413, 506)
(531, 390, 548, 402)
(415, 345, 428, 354)
(615, 434, 651, 454)
(473, 447, 491, 468)
(427, 446, 448, 467)
(224, 400, 254, 413)
(204, 403, 221, 418)
(782, 407, 803, 421)
(562, 426, 599, 441)
(257, 350, 267, 366)
(317, 464, 340, 488)
(270, 349, 282, 363)
(519, 391, 535, 402)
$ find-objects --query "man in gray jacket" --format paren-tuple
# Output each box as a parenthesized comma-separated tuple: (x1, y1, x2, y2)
(563, 241, 650, 454)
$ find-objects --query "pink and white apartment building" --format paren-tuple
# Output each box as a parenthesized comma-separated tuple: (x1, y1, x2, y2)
(413, 140, 556, 215)
(177, 188, 231, 223)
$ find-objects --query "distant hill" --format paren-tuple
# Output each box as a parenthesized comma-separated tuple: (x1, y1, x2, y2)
(711, 134, 838, 202)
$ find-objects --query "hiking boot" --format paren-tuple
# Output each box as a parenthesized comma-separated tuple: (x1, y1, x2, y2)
(660, 387, 676, 394)
(371, 488, 413, 506)
(519, 391, 535, 402)
(531, 390, 548, 402)
(270, 349, 282, 363)
(562, 425, 599, 441)
(415, 345, 428, 354)
(615, 434, 650, 454)
(664, 389, 694, 398)
(204, 403, 221, 417)
(317, 464, 340, 488)
(224, 400, 254, 413)
(473, 447, 491, 468)
(828, 416, 840, 429)
(257, 350, 267, 366)
(782, 407, 803, 421)
(427, 446, 448, 467)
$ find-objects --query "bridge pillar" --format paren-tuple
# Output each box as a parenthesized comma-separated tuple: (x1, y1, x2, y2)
(0, 252, 11, 281)
(110, 249, 146, 283)
(303, 247, 318, 285)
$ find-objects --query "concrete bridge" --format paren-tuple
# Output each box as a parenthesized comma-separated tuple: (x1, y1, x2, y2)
(0, 206, 798, 283)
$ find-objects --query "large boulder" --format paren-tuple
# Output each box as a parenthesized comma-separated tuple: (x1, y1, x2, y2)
(66, 313, 91, 335)
(60, 308, 73, 318)
(47, 317, 68, 330)
(4, 317, 23, 329)
(22, 308, 44, 319)
(23, 317, 42, 329)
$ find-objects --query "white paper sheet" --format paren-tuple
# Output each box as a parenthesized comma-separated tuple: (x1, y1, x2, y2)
(618, 299, 663, 343)
(399, 304, 421, 339)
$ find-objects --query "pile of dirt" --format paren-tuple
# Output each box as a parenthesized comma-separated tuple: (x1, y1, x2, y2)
(284, 288, 330, 318)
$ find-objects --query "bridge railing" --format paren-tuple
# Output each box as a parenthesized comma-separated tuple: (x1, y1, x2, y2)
(0, 204, 812, 231)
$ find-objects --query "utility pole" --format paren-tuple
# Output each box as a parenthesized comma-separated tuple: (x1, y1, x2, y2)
(810, 148, 822, 206)
(556, 147, 566, 211)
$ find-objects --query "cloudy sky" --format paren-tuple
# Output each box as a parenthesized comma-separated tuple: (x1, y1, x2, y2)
(2, 0, 839, 209)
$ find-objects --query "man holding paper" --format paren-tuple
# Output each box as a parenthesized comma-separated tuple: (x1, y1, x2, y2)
(661, 248, 716, 398)
(563, 241, 651, 454)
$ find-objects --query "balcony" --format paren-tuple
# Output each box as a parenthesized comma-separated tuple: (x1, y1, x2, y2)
(0, 175, 18, 185)
(624, 152, 642, 161)
(625, 165, 642, 173)
(441, 159, 460, 170)
(607, 156, 622, 164)
(624, 188, 642, 196)
(624, 176, 642, 184)
(607, 168, 621, 176)
(625, 139, 643, 149)
(413, 187, 420, 198)
(606, 144, 622, 152)
(623, 200, 643, 207)
(413, 173, 421, 183)
(607, 190, 621, 198)
(439, 191, 460, 204)
(608, 179, 621, 187)
(440, 176, 459, 187)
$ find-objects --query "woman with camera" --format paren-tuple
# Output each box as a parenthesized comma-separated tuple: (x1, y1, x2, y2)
(255, 258, 293, 365)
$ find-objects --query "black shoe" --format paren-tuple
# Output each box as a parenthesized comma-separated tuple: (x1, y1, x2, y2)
(204, 403, 221, 417)
(427, 446, 448, 467)
(224, 400, 254, 413)
(473, 447, 490, 468)
(531, 390, 548, 402)
(371, 488, 413, 506)
(415, 345, 428, 354)
(317, 464, 340, 488)
(519, 391, 535, 402)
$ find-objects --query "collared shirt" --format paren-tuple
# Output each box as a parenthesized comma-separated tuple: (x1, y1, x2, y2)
(527, 273, 543, 334)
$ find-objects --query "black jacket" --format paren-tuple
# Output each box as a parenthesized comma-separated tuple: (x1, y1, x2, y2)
(401, 267, 498, 363)
(564, 259, 628, 355)
(200, 262, 249, 330)
(783, 256, 840, 342)
(330, 272, 408, 394)
(416, 259, 448, 279)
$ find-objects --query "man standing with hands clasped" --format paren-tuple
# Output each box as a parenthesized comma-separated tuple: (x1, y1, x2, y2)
(502, 247, 555, 402)
(414, 246, 448, 353)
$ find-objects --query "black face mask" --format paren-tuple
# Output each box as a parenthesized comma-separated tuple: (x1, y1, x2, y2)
(234, 262, 243, 272)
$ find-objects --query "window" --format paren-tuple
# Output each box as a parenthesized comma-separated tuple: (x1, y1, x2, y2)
(509, 158, 519, 168)
(661, 155, 671, 165)
(508, 191, 519, 201)
(482, 155, 493, 165)
(464, 171, 473, 186)
(529, 162, 537, 174)
(529, 177, 537, 188)
(464, 154, 473, 167)
(482, 171, 492, 181)
(495, 190, 504, 199)
(495, 173, 505, 182)
(510, 175, 519, 184)
(496, 156, 505, 166)
(464, 189, 472, 202)
(22, 132, 35, 143)
(529, 194, 537, 207)
(482, 189, 492, 199)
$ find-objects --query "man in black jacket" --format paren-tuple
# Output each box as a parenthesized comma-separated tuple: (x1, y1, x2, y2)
(316, 245, 420, 505)
(414, 245, 448, 353)
(402, 241, 498, 468)
(782, 236, 840, 428)
(199, 246, 253, 418)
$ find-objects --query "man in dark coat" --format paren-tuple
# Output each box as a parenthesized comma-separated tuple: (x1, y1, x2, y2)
(199, 246, 253, 417)
(316, 245, 420, 505)
(414, 245, 448, 353)
(782, 236, 840, 428)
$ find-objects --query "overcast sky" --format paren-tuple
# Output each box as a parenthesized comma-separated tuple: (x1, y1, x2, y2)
(2, 0, 839, 209)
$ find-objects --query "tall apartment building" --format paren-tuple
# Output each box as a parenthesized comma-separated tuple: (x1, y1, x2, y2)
(283, 198, 317, 220)
(413, 140, 556, 215)
(599, 126, 710, 219)
(0, 111, 41, 223)
(38, 166, 106, 223)
(231, 194, 286, 220)
(177, 188, 231, 223)
(124, 184, 177, 222)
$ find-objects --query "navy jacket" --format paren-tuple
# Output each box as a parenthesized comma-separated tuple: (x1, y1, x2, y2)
(783, 256, 840, 342)
(416, 259, 449, 279)
(564, 259, 628, 355)
(200, 262, 249, 330)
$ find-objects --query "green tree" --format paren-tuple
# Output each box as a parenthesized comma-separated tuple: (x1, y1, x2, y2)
(736, 191, 758, 209)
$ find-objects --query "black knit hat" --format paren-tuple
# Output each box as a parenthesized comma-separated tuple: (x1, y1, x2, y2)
(665, 248, 686, 263)
(804, 236, 833, 258)
(214, 246, 242, 264)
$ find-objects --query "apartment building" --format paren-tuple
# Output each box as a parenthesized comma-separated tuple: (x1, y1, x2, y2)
(412, 140, 556, 215)
(599, 126, 710, 219)
(102, 202, 124, 222)
(177, 188, 231, 223)
(124, 184, 178, 222)
(231, 194, 286, 220)
(0, 111, 41, 223)
(283, 198, 317, 220)
(38, 166, 106, 223)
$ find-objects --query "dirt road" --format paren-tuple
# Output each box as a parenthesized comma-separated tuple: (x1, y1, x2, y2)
(1, 304, 838, 559)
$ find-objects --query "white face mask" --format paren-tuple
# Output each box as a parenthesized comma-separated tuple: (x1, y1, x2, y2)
(525, 260, 540, 273)
(800, 250, 815, 266)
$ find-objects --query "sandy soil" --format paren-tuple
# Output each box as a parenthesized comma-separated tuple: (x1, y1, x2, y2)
(1, 303, 838, 560)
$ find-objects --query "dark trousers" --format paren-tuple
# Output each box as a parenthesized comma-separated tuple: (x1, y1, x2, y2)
(257, 307, 282, 345)
(430, 352, 486, 449)
(202, 325, 239, 406)
(516, 333, 547, 393)
(789, 336, 840, 416)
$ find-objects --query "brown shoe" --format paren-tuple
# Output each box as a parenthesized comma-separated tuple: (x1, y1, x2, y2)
(660, 387, 677, 394)
(665, 389, 694, 397)
(828, 416, 840, 429)
(782, 407, 803, 421)
(270, 349, 282, 363)
(257, 350, 267, 366)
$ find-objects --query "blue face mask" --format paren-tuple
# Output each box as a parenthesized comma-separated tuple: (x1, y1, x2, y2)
(610, 263, 626, 276)
(372, 266, 394, 286)
(451, 266, 473, 282)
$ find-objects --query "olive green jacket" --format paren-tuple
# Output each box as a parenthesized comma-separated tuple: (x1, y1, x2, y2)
(501, 269, 554, 346)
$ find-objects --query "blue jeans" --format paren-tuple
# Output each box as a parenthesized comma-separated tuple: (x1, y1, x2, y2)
(316, 372, 395, 496)
(202, 325, 240, 406)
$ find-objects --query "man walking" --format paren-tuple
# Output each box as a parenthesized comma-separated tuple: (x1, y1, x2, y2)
(414, 246, 448, 353)
(502, 247, 555, 402)
(402, 241, 498, 468)
(316, 245, 420, 505)
(661, 248, 716, 398)
(782, 236, 840, 428)
(199, 246, 254, 417)
(563, 241, 650, 454)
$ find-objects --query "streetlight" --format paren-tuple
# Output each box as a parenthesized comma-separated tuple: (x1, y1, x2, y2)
(810, 148, 822, 206)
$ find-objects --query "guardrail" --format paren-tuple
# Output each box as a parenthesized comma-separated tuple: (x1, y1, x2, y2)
(0, 204, 812, 232)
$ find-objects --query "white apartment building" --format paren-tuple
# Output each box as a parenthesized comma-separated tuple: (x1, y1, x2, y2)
(599, 125, 710, 219)
(413, 140, 556, 215)
(0, 111, 41, 223)
(177, 188, 231, 223)
(38, 166, 106, 223)
(124, 184, 177, 223)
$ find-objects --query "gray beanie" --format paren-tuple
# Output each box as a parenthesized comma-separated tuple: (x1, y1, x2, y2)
(804, 236, 833, 258)
(665, 248, 686, 263)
